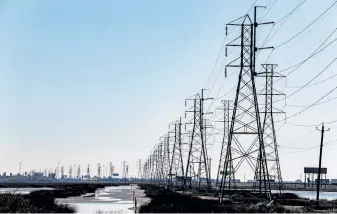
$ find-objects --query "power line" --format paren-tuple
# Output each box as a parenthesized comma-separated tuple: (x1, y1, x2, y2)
(260, 0, 278, 22)
(275, 0, 306, 25)
(204, 34, 228, 88)
(277, 85, 337, 122)
(287, 73, 337, 89)
(280, 128, 316, 146)
(285, 120, 337, 128)
(204, 0, 258, 89)
(274, 57, 337, 103)
(287, 96, 337, 108)
(275, 1, 337, 49)
(208, 49, 237, 96)
(286, 139, 337, 155)
(258, 0, 307, 69)
(265, 0, 307, 45)
(279, 28, 337, 75)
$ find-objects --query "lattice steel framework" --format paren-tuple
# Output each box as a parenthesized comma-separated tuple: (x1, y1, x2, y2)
(86, 164, 90, 178)
(162, 134, 171, 185)
(220, 15, 271, 200)
(168, 118, 185, 187)
(216, 100, 235, 189)
(77, 165, 81, 178)
(109, 162, 114, 177)
(61, 166, 65, 178)
(137, 159, 142, 180)
(185, 91, 212, 190)
(257, 64, 284, 193)
(69, 165, 72, 178)
(157, 143, 166, 183)
(97, 163, 101, 178)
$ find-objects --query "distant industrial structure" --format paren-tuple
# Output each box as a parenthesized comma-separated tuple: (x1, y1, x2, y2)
(0, 161, 129, 183)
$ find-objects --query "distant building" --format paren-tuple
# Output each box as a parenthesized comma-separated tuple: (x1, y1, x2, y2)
(295, 179, 302, 183)
(314, 179, 330, 185)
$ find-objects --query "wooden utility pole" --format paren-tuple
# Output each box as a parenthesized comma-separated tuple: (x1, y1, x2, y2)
(316, 123, 330, 203)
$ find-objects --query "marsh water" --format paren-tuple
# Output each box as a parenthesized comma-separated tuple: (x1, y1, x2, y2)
(1, 185, 337, 213)
(56, 185, 149, 213)
(0, 185, 149, 213)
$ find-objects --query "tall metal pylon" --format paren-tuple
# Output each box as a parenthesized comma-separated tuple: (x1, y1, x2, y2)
(143, 158, 149, 180)
(77, 165, 81, 178)
(168, 118, 185, 187)
(216, 100, 235, 190)
(122, 161, 128, 179)
(69, 165, 72, 178)
(86, 164, 90, 178)
(137, 159, 142, 180)
(61, 166, 64, 178)
(155, 143, 165, 183)
(109, 162, 114, 177)
(97, 163, 101, 178)
(220, 10, 273, 200)
(185, 90, 213, 190)
(162, 134, 171, 185)
(256, 64, 284, 193)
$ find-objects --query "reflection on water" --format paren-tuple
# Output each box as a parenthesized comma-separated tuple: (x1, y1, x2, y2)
(56, 185, 148, 213)
(284, 190, 337, 200)
(5, 185, 337, 212)
(0, 187, 54, 195)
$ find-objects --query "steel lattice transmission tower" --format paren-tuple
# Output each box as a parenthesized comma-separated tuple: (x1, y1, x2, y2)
(97, 163, 101, 178)
(86, 164, 90, 178)
(220, 13, 273, 200)
(185, 90, 213, 190)
(122, 161, 128, 179)
(155, 143, 165, 183)
(137, 159, 142, 180)
(143, 157, 149, 180)
(168, 118, 185, 187)
(69, 165, 72, 178)
(77, 165, 81, 179)
(61, 166, 65, 178)
(109, 162, 114, 177)
(162, 134, 171, 185)
(216, 100, 235, 190)
(256, 64, 284, 193)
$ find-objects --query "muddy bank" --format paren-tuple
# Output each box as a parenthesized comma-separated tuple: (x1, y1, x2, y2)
(138, 184, 337, 213)
(29, 184, 106, 198)
(0, 194, 77, 213)
(0, 184, 112, 213)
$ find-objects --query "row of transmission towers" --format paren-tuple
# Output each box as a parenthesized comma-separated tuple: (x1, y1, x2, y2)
(142, 6, 284, 200)
(55, 162, 118, 179)
(142, 90, 214, 191)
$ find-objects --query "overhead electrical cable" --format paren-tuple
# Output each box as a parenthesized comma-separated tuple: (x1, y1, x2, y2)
(275, 1, 337, 49)
(274, 57, 337, 103)
(287, 139, 337, 155)
(287, 73, 337, 89)
(265, 0, 307, 45)
(279, 28, 337, 75)
(286, 96, 337, 108)
(275, 85, 337, 122)
(286, 119, 337, 128)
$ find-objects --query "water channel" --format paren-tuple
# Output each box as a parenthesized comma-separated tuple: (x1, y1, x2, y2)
(1, 186, 337, 213)
(0, 185, 149, 213)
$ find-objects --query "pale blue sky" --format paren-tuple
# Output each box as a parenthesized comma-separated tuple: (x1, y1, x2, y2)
(0, 0, 336, 180)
